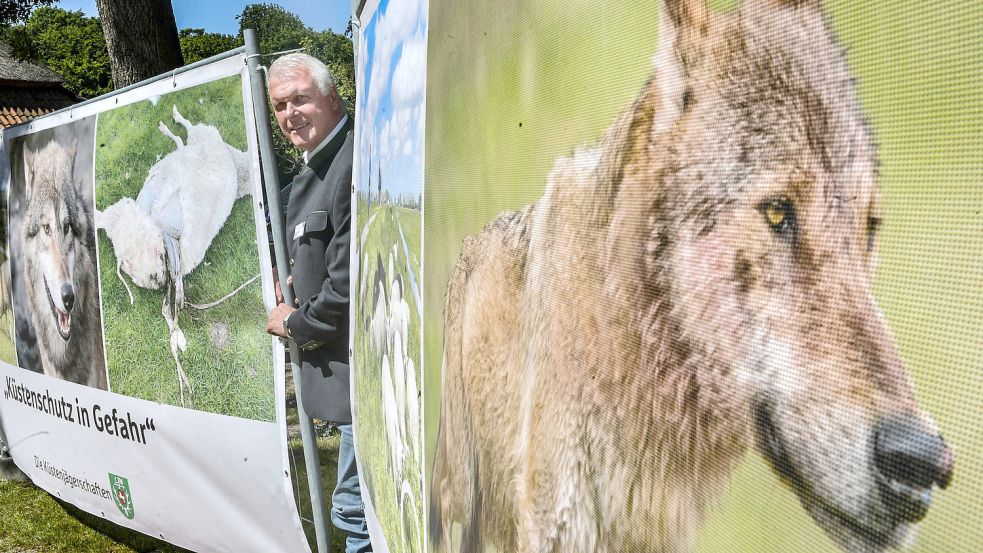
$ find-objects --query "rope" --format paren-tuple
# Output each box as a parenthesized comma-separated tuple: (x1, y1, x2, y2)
(186, 274, 260, 310)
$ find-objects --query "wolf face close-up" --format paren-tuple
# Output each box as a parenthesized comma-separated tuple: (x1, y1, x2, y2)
(20, 140, 107, 390)
(430, 1, 954, 552)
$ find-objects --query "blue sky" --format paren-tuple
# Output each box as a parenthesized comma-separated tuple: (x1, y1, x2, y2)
(355, 0, 427, 201)
(55, 1, 352, 35)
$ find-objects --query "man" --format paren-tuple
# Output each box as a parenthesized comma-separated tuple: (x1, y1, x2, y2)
(265, 53, 370, 553)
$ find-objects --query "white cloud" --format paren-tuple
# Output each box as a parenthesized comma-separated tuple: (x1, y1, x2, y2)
(390, 29, 426, 108)
(359, 0, 428, 195)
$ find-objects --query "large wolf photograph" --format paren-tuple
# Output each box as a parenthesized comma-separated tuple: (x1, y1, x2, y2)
(426, 0, 979, 552)
(7, 116, 108, 390)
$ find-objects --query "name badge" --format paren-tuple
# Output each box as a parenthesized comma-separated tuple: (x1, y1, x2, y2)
(293, 222, 305, 239)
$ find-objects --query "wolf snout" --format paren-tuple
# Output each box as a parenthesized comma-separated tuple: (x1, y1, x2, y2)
(873, 415, 953, 522)
(61, 283, 75, 313)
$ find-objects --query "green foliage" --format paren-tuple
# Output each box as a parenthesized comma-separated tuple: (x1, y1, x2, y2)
(0, 0, 53, 27)
(179, 28, 241, 64)
(236, 2, 307, 54)
(0, 480, 186, 552)
(302, 30, 356, 107)
(2, 7, 111, 98)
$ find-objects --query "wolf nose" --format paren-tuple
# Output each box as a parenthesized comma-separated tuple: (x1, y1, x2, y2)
(874, 416, 952, 489)
(61, 284, 75, 312)
(874, 415, 953, 521)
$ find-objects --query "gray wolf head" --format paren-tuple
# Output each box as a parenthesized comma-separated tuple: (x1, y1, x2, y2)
(610, 0, 954, 549)
(21, 139, 101, 384)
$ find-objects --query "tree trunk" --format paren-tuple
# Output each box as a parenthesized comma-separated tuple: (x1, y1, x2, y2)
(95, 0, 184, 89)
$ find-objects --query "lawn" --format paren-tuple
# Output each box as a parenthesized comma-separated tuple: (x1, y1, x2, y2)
(94, 76, 275, 421)
(424, 1, 983, 552)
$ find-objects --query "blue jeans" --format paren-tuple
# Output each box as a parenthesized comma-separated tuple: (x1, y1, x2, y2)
(333, 423, 372, 553)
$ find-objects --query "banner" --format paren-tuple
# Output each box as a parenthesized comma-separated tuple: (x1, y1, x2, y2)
(352, 0, 428, 551)
(423, 1, 980, 553)
(0, 53, 310, 553)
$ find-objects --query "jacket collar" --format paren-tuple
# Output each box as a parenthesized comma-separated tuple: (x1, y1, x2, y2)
(304, 115, 352, 173)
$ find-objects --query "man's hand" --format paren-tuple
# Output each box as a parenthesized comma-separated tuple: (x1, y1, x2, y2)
(267, 303, 297, 338)
(273, 269, 284, 304)
(273, 271, 294, 305)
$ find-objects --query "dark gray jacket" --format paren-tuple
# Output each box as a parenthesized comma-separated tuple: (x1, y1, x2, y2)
(282, 118, 353, 423)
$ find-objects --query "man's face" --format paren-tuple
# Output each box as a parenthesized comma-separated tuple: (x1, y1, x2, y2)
(269, 69, 342, 153)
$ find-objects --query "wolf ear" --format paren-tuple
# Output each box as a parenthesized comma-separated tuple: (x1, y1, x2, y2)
(22, 146, 34, 197)
(653, 0, 709, 132)
(65, 141, 78, 184)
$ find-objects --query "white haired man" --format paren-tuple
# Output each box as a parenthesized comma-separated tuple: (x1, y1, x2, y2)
(265, 53, 370, 553)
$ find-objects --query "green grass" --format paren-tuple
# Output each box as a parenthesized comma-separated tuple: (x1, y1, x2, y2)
(353, 203, 425, 553)
(424, 1, 983, 552)
(93, 76, 275, 421)
(281, 397, 350, 553)
(0, 479, 188, 553)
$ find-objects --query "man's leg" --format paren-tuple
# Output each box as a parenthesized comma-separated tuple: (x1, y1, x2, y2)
(333, 423, 372, 553)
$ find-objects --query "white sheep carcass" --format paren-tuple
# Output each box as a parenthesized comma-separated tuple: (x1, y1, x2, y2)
(96, 105, 250, 407)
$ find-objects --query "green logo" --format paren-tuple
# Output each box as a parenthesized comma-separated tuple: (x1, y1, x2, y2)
(109, 473, 134, 519)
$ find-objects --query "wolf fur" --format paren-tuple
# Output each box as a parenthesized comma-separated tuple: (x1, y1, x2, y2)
(21, 140, 106, 390)
(429, 1, 952, 552)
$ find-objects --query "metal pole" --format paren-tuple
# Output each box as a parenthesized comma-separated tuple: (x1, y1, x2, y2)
(244, 29, 331, 553)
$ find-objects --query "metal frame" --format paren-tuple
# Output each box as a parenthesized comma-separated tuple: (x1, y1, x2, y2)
(244, 30, 332, 553)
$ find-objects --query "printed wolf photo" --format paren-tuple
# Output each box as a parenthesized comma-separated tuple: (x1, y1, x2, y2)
(8, 117, 108, 390)
(428, 1, 963, 552)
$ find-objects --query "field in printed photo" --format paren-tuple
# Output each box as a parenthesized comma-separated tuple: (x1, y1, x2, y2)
(354, 201, 424, 553)
(94, 76, 275, 420)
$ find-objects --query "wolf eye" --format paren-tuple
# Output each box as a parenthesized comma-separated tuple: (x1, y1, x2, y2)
(761, 197, 796, 235)
(63, 221, 71, 235)
(42, 223, 51, 236)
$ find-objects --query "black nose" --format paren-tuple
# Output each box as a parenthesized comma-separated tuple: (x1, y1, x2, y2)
(874, 415, 953, 521)
(61, 284, 75, 313)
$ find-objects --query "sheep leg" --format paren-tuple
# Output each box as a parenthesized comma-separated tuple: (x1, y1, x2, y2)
(162, 292, 192, 408)
(162, 234, 185, 325)
(172, 105, 193, 134)
(162, 234, 192, 407)
(158, 121, 183, 149)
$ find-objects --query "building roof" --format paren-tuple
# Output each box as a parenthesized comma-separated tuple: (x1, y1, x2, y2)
(0, 42, 65, 84)
(0, 42, 78, 127)
(0, 84, 78, 127)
